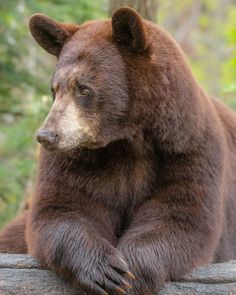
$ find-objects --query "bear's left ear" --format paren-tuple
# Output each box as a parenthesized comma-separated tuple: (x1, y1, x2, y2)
(29, 14, 79, 57)
(112, 7, 147, 53)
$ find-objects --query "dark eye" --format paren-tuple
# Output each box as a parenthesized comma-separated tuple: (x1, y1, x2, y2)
(78, 87, 90, 96)
(75, 86, 92, 107)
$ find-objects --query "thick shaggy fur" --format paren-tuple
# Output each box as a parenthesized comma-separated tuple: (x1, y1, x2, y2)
(1, 7, 236, 295)
(0, 212, 27, 254)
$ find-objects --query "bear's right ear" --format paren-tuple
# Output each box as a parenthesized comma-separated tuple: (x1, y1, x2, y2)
(112, 7, 147, 54)
(29, 14, 79, 57)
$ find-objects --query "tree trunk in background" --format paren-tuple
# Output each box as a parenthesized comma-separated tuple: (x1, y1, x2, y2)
(109, 0, 158, 23)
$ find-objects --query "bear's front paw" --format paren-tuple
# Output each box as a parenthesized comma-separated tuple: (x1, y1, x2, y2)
(118, 241, 162, 295)
(74, 247, 135, 295)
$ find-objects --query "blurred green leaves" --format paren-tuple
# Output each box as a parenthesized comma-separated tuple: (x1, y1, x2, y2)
(0, 0, 107, 226)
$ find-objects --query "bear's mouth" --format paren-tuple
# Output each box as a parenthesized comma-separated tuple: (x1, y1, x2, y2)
(41, 142, 59, 152)
(40, 140, 107, 153)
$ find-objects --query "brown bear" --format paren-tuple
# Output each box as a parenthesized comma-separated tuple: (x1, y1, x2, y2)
(1, 6, 236, 295)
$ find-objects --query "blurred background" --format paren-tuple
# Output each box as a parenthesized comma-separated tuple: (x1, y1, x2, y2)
(0, 0, 236, 227)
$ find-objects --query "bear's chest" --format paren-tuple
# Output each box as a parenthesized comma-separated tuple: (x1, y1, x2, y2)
(74, 150, 157, 209)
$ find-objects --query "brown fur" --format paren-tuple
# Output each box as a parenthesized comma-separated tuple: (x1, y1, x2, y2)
(0, 211, 27, 254)
(1, 6, 236, 295)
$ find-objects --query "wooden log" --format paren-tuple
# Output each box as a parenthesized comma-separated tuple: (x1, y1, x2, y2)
(0, 254, 83, 295)
(0, 254, 236, 294)
(160, 260, 236, 295)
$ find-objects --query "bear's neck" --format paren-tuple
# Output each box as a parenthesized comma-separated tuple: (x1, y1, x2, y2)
(66, 136, 156, 168)
(147, 56, 217, 153)
(39, 137, 157, 209)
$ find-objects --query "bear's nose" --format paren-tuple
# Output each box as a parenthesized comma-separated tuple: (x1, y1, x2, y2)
(36, 129, 57, 147)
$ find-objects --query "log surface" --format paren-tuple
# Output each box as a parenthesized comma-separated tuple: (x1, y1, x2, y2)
(1, 254, 236, 295)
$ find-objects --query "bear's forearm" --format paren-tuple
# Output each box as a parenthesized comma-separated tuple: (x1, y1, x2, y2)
(119, 226, 217, 294)
(26, 210, 134, 294)
(118, 196, 220, 294)
(27, 214, 106, 268)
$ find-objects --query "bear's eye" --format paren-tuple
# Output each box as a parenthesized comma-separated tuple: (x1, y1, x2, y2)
(79, 87, 90, 96)
(75, 85, 92, 107)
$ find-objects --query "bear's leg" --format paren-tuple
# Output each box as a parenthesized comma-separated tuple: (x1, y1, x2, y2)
(26, 202, 134, 295)
(0, 211, 28, 254)
(118, 197, 220, 295)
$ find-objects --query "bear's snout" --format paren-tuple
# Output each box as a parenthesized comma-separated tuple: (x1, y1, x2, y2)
(36, 129, 58, 150)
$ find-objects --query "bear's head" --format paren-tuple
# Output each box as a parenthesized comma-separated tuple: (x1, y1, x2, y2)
(30, 7, 200, 152)
(30, 7, 151, 151)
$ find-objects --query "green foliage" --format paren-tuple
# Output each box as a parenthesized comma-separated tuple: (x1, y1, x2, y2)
(221, 8, 236, 107)
(0, 0, 107, 227)
(195, 1, 236, 104)
(159, 0, 236, 105)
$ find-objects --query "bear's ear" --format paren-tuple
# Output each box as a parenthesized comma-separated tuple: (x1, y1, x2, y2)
(112, 7, 147, 53)
(29, 14, 79, 57)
